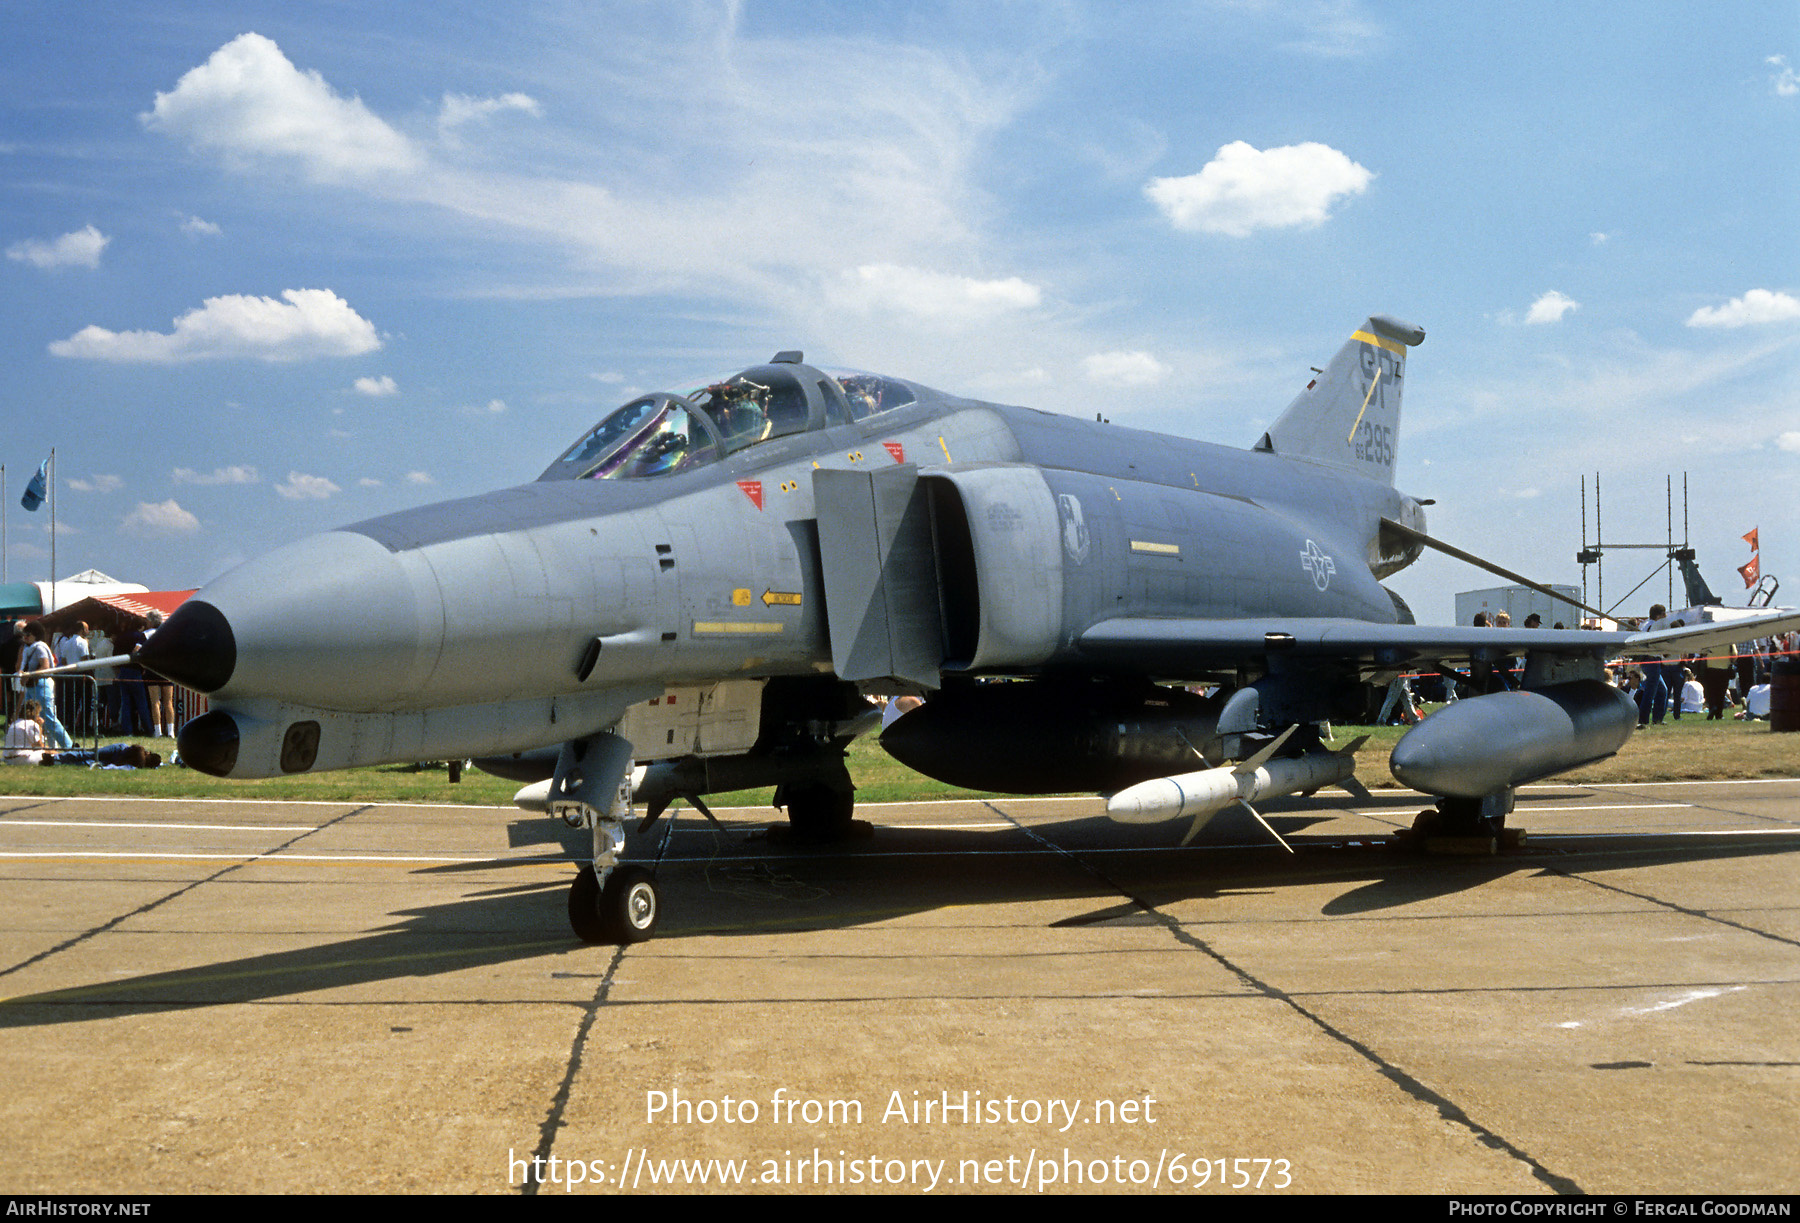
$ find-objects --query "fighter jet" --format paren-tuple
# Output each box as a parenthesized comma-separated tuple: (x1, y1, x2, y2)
(136, 316, 1800, 944)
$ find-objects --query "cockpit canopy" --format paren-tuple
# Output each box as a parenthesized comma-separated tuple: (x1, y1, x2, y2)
(541, 355, 919, 482)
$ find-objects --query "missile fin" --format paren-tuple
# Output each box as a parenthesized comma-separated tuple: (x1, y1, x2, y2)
(1239, 800, 1296, 855)
(636, 796, 674, 834)
(1331, 735, 1371, 801)
(1174, 725, 1211, 766)
(687, 794, 726, 832)
(1180, 810, 1209, 847)
(1232, 724, 1297, 775)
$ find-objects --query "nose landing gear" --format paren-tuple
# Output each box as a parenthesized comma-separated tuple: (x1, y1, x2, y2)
(551, 730, 661, 945)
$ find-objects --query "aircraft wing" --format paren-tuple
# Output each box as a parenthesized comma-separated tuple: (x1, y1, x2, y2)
(1076, 610, 1800, 678)
(1619, 608, 1800, 659)
(1076, 618, 1632, 677)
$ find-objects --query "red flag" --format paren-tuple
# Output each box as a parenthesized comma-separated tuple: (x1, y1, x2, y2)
(1743, 527, 1759, 552)
(1739, 555, 1760, 588)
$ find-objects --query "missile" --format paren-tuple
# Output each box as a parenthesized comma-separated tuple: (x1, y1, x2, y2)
(1388, 679, 1635, 798)
(1105, 731, 1365, 848)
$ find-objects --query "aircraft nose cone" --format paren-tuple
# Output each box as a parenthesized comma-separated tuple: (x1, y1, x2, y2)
(136, 600, 236, 693)
(190, 530, 440, 711)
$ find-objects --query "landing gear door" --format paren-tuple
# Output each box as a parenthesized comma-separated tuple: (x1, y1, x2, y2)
(813, 464, 943, 688)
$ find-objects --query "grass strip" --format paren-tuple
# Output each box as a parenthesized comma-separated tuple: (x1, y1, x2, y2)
(3, 714, 1796, 810)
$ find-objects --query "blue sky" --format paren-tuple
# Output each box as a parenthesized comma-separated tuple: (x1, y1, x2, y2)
(3, 1, 1795, 625)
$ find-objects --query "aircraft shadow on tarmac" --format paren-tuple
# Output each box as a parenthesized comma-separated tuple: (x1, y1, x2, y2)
(3, 807, 1796, 1028)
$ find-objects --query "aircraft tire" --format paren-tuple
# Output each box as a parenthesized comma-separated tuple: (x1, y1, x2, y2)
(568, 865, 607, 943)
(569, 864, 659, 944)
(782, 782, 855, 838)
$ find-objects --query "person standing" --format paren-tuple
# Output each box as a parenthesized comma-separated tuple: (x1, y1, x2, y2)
(88, 624, 117, 733)
(55, 620, 90, 735)
(1700, 647, 1734, 720)
(14, 623, 72, 749)
(1493, 610, 1517, 690)
(125, 612, 178, 737)
(1637, 604, 1670, 726)
(1468, 612, 1495, 696)
(141, 611, 176, 737)
(117, 618, 153, 737)
(0, 620, 23, 722)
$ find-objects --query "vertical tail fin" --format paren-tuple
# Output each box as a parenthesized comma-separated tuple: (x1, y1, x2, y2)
(1253, 314, 1424, 485)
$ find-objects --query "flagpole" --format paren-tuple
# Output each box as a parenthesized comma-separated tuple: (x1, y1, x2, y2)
(2, 462, 7, 584)
(48, 448, 56, 614)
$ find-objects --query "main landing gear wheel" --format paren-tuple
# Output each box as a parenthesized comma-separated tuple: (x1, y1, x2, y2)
(776, 781, 865, 842)
(568, 864, 659, 944)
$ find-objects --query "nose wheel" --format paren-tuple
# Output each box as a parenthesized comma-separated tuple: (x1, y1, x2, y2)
(569, 863, 660, 944)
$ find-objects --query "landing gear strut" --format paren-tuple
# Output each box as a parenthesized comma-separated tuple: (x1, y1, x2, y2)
(550, 731, 661, 944)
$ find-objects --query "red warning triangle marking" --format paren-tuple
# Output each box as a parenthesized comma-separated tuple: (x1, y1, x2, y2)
(882, 441, 905, 463)
(736, 480, 764, 510)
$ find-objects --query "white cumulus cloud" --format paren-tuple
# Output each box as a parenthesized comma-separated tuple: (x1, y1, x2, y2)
(122, 499, 199, 536)
(1145, 141, 1372, 237)
(405, 470, 434, 485)
(1770, 55, 1799, 97)
(173, 465, 259, 485)
(142, 27, 1039, 321)
(1082, 350, 1170, 386)
(141, 32, 421, 181)
(49, 288, 380, 363)
(439, 91, 541, 139)
(275, 471, 341, 500)
(353, 374, 398, 396)
(1777, 431, 1800, 453)
(1686, 289, 1800, 329)
(1525, 291, 1580, 325)
(181, 215, 221, 237)
(840, 263, 1042, 322)
(7, 225, 110, 270)
(67, 474, 123, 493)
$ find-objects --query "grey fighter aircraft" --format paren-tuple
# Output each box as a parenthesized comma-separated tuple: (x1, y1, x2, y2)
(136, 316, 1800, 944)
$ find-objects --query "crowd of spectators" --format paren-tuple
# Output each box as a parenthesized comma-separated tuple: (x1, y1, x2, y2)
(2, 613, 183, 761)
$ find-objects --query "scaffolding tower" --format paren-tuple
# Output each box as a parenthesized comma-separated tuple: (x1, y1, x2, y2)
(1576, 473, 1721, 621)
